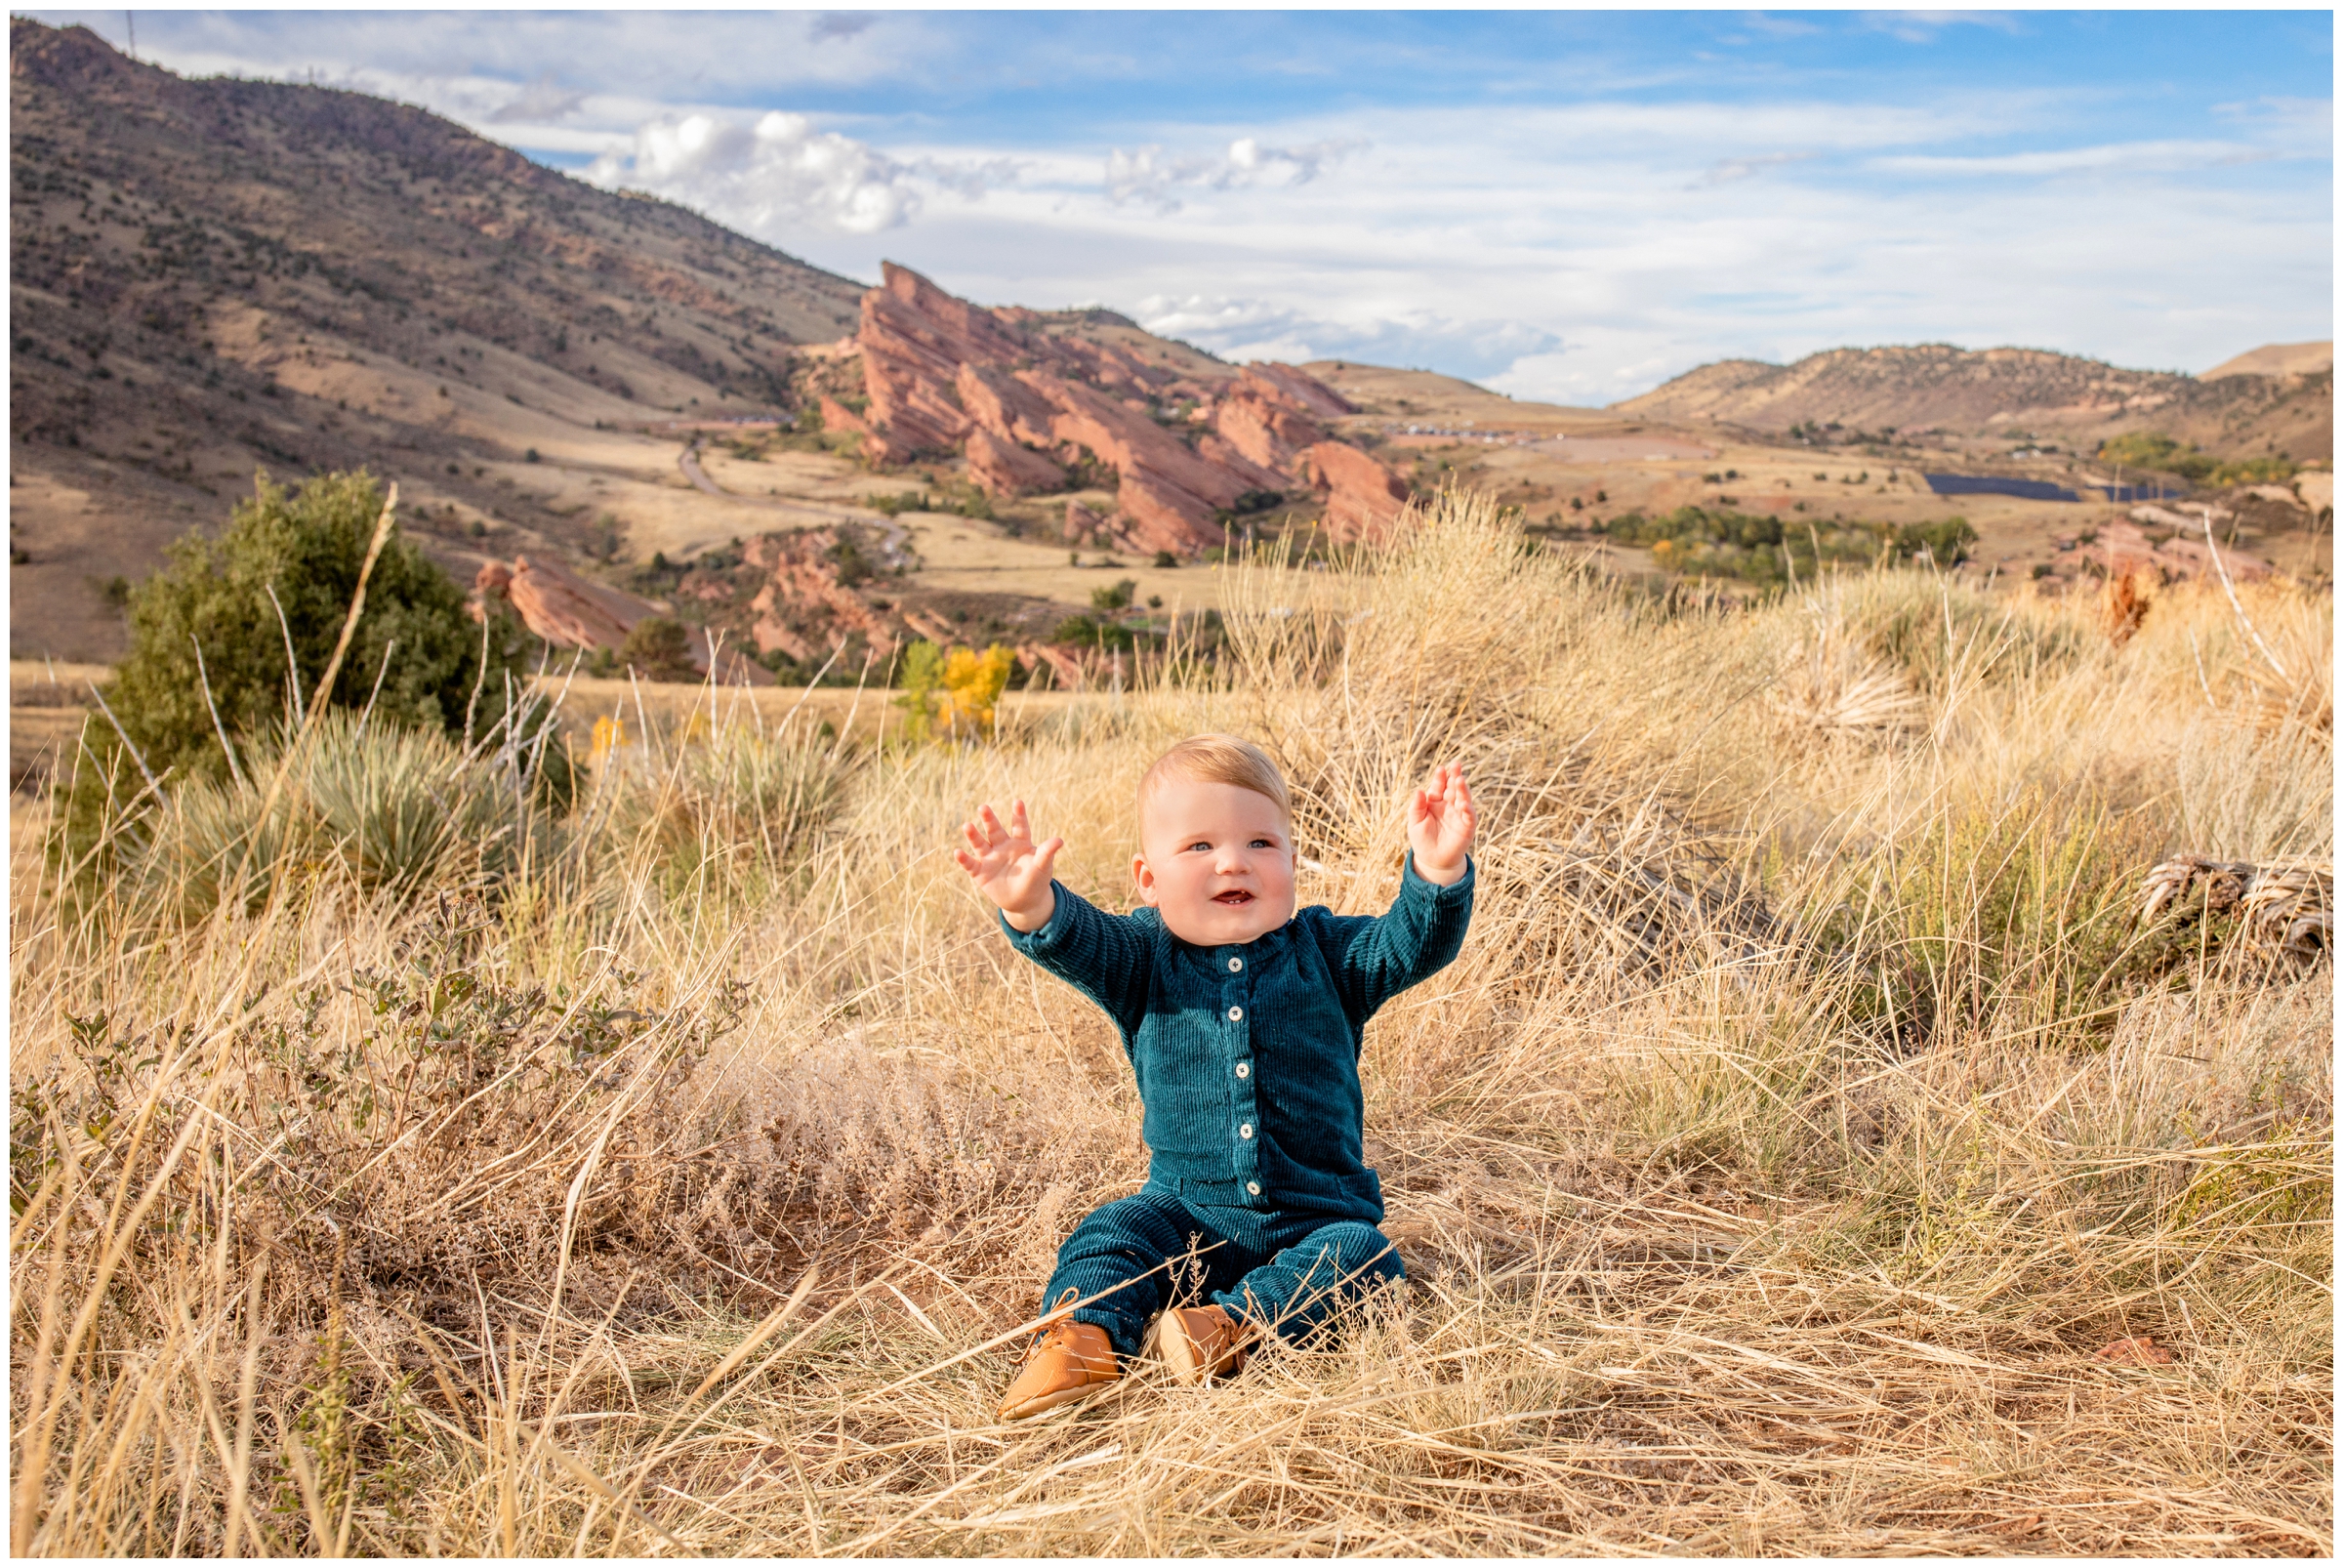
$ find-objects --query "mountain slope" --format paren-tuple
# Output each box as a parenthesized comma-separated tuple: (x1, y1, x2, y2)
(2203, 340, 2332, 381)
(1613, 343, 2330, 462)
(9, 19, 866, 657)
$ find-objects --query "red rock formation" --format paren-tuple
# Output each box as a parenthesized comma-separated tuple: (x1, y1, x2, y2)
(1242, 363, 1355, 420)
(1213, 386, 1326, 475)
(965, 428, 1067, 497)
(473, 557, 771, 683)
(1017, 642, 1088, 689)
(479, 556, 641, 649)
(474, 559, 514, 599)
(818, 395, 873, 437)
(2086, 518, 2271, 583)
(901, 607, 959, 645)
(1018, 373, 1272, 555)
(1197, 433, 1299, 494)
(1300, 442, 1412, 543)
(851, 265, 1406, 557)
(857, 263, 1026, 461)
(956, 362, 1059, 448)
(1065, 501, 1110, 546)
(738, 529, 898, 663)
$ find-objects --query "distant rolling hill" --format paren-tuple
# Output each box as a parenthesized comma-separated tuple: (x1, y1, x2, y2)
(1613, 342, 2331, 463)
(2203, 340, 2332, 382)
(9, 18, 866, 657)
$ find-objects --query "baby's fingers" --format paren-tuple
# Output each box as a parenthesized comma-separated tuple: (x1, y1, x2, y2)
(1015, 833, 1062, 876)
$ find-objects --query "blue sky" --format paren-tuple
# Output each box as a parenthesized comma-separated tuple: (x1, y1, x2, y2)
(28, 9, 2334, 403)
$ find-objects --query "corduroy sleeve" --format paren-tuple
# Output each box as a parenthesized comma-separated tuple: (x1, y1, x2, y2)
(1318, 853, 1476, 1027)
(999, 881, 1155, 1040)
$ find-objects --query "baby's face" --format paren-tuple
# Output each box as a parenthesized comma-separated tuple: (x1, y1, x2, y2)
(1132, 778, 1297, 946)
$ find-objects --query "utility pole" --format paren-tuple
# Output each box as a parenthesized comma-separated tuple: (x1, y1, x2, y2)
(124, 11, 135, 59)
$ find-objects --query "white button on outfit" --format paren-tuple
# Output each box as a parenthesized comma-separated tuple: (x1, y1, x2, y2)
(1235, 1062, 1250, 1078)
(1239, 1123, 1254, 1138)
(1246, 1180, 1261, 1196)
(1228, 957, 1243, 972)
(1227, 1006, 1243, 1021)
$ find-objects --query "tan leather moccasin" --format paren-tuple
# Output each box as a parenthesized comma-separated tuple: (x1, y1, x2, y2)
(1143, 1304, 1254, 1384)
(998, 1319, 1122, 1421)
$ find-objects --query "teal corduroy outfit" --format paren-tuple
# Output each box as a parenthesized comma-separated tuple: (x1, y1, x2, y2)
(1001, 854, 1474, 1354)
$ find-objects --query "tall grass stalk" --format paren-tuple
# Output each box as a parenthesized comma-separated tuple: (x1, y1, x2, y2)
(10, 491, 2329, 1555)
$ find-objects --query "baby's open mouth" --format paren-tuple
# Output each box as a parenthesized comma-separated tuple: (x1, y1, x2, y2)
(1212, 890, 1254, 906)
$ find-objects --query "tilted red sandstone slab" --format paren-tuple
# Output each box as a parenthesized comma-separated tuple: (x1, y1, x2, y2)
(473, 557, 770, 682)
(956, 361, 1060, 450)
(1195, 431, 1293, 493)
(1299, 442, 1412, 543)
(1242, 363, 1356, 420)
(477, 556, 641, 649)
(1212, 387, 1327, 475)
(849, 266, 1406, 556)
(966, 428, 1067, 497)
(1017, 641, 1089, 689)
(856, 262, 1022, 457)
(818, 396, 874, 437)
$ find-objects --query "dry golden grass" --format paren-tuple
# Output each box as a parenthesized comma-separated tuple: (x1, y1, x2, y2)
(10, 491, 2331, 1556)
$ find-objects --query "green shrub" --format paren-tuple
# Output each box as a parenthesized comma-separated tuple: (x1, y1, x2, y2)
(1090, 577, 1137, 612)
(602, 728, 845, 893)
(1874, 792, 2150, 1045)
(110, 713, 550, 926)
(60, 472, 556, 887)
(616, 617, 699, 682)
(893, 640, 945, 741)
(1842, 572, 2089, 693)
(1051, 613, 1139, 652)
(863, 490, 927, 518)
(2098, 432, 2298, 487)
(98, 471, 526, 785)
(1606, 506, 1977, 586)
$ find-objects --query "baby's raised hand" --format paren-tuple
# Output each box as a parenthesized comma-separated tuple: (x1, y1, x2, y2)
(953, 800, 1063, 931)
(1407, 763, 1477, 886)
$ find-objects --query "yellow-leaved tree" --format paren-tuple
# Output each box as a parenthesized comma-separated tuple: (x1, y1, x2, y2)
(942, 644, 1016, 739)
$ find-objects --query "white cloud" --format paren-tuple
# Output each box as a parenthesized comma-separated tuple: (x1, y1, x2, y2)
(857, 86, 2325, 406)
(1861, 11, 2028, 44)
(486, 71, 583, 127)
(1870, 140, 2274, 177)
(1106, 137, 1366, 211)
(1126, 294, 1560, 381)
(585, 111, 919, 235)
(1693, 151, 1814, 187)
(1739, 13, 1828, 39)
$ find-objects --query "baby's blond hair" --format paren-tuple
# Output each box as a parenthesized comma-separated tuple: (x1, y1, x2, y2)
(1138, 734, 1292, 825)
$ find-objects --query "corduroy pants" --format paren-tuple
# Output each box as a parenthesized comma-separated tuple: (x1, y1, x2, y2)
(1042, 1185, 1405, 1358)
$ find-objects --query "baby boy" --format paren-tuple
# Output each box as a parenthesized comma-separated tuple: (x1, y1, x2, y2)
(954, 734, 1476, 1419)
